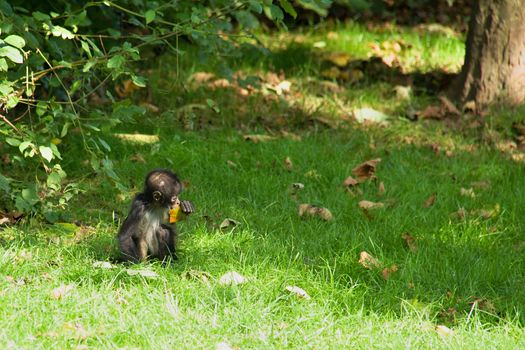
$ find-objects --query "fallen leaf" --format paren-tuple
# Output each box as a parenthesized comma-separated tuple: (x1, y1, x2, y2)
(460, 187, 475, 198)
(115, 79, 142, 97)
(353, 108, 389, 124)
(358, 200, 384, 210)
(418, 105, 444, 120)
(435, 325, 454, 336)
(352, 158, 381, 182)
(298, 204, 333, 221)
(439, 96, 460, 116)
(219, 271, 248, 286)
(125, 269, 159, 279)
(470, 298, 496, 313)
(5, 276, 25, 286)
(130, 153, 146, 163)
(477, 204, 500, 219)
(358, 251, 381, 269)
(51, 284, 75, 299)
(378, 182, 385, 196)
(189, 72, 215, 83)
(243, 134, 277, 143)
(63, 322, 88, 340)
(382, 265, 398, 279)
(219, 218, 241, 230)
(285, 285, 311, 299)
(326, 52, 353, 67)
(226, 160, 237, 168)
(424, 193, 437, 208)
(284, 157, 293, 171)
(92, 261, 115, 269)
(182, 270, 211, 284)
(113, 133, 159, 144)
(394, 85, 412, 100)
(343, 176, 359, 187)
(402, 233, 417, 252)
(216, 342, 236, 350)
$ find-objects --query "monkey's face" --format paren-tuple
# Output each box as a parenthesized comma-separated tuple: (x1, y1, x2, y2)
(145, 169, 183, 209)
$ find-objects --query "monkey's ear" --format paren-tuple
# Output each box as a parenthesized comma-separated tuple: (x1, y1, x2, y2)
(153, 191, 162, 202)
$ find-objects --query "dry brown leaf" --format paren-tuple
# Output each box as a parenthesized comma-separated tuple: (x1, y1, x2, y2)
(418, 105, 445, 120)
(439, 96, 461, 116)
(219, 271, 248, 286)
(285, 285, 311, 299)
(378, 181, 385, 196)
(424, 193, 437, 208)
(130, 153, 146, 163)
(358, 200, 384, 210)
(284, 157, 293, 171)
(125, 269, 159, 278)
(470, 298, 496, 313)
(358, 251, 381, 269)
(226, 160, 237, 168)
(352, 158, 381, 182)
(51, 284, 75, 299)
(298, 204, 333, 221)
(280, 130, 302, 141)
(343, 176, 359, 187)
(382, 265, 398, 279)
(460, 187, 476, 198)
(243, 134, 277, 143)
(402, 233, 417, 252)
(435, 325, 454, 336)
(219, 218, 241, 230)
(189, 72, 215, 83)
(115, 79, 142, 97)
(141, 102, 160, 113)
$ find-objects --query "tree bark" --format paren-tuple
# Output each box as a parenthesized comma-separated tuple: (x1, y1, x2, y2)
(448, 0, 525, 110)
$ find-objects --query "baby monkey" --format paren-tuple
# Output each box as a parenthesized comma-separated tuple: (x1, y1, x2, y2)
(118, 169, 194, 263)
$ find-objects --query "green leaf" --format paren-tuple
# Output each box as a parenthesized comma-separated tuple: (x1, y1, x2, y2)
(21, 187, 39, 205)
(50, 25, 75, 39)
(0, 0, 13, 16)
(83, 60, 97, 72)
(6, 137, 20, 146)
(279, 0, 297, 18)
(0, 173, 10, 193)
(264, 5, 284, 22)
(80, 40, 91, 58)
(0, 45, 23, 64)
(107, 54, 125, 69)
(145, 9, 156, 24)
(36, 101, 47, 116)
(19, 141, 32, 153)
(0, 58, 7, 72)
(32, 11, 50, 21)
(248, 1, 263, 13)
(47, 172, 62, 190)
(131, 75, 147, 87)
(39, 145, 53, 162)
(4, 35, 25, 49)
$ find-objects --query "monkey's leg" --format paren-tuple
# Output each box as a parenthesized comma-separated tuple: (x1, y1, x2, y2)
(137, 238, 148, 261)
(159, 225, 178, 261)
(118, 236, 140, 263)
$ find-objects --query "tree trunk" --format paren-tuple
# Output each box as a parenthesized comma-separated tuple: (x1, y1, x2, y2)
(448, 0, 525, 110)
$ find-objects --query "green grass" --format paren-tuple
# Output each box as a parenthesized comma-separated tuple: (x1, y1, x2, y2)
(2, 21, 525, 349)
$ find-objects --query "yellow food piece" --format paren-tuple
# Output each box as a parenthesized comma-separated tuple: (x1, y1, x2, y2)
(169, 205, 185, 223)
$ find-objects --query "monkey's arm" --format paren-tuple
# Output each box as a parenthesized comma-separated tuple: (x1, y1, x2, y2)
(117, 196, 147, 262)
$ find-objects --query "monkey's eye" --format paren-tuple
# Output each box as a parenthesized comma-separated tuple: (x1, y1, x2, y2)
(171, 196, 179, 204)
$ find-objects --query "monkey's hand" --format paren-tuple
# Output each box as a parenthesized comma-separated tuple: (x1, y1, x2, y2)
(180, 200, 195, 214)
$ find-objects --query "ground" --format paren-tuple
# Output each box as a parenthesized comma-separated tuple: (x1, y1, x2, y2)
(1, 21, 525, 349)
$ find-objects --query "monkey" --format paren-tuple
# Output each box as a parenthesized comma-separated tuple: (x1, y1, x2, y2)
(117, 169, 195, 263)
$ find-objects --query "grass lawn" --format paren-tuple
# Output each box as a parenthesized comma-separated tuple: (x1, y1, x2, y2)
(1, 21, 525, 349)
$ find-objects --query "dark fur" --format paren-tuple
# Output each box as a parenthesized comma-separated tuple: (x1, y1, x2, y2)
(117, 169, 194, 263)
